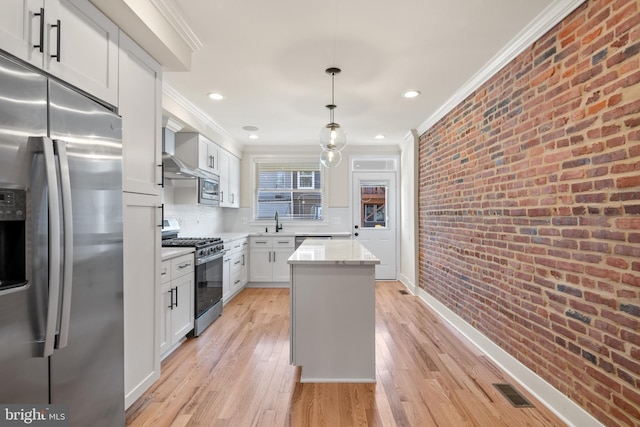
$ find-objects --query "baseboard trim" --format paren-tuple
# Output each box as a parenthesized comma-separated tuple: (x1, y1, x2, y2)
(398, 273, 416, 294)
(415, 287, 603, 427)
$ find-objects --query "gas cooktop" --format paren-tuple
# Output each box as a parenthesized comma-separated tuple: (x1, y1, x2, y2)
(162, 237, 223, 248)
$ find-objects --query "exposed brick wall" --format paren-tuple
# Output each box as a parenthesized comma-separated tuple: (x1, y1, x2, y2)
(417, 1, 640, 425)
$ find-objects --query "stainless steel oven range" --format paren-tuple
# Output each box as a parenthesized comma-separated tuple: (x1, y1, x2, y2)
(162, 232, 225, 337)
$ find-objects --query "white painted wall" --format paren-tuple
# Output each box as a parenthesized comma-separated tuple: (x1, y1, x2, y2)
(399, 131, 418, 292)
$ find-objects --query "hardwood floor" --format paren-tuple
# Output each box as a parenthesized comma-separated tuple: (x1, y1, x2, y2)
(125, 282, 566, 426)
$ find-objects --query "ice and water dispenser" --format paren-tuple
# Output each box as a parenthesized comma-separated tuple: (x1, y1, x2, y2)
(0, 188, 27, 291)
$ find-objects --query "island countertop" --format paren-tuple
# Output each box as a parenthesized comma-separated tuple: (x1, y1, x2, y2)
(288, 239, 380, 265)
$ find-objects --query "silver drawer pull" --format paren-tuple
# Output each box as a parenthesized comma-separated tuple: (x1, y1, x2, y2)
(178, 262, 191, 269)
(234, 260, 241, 265)
(234, 280, 240, 285)
(277, 241, 290, 244)
(255, 241, 268, 244)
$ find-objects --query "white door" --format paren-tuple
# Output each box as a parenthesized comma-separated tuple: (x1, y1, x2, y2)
(352, 172, 397, 280)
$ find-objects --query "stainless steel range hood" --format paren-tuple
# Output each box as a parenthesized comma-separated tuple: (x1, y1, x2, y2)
(162, 127, 207, 180)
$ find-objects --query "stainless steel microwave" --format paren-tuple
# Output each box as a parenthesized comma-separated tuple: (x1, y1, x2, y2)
(198, 176, 220, 206)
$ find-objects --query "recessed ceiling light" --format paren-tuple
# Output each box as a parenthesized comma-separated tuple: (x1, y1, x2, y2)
(243, 125, 259, 131)
(402, 90, 421, 98)
(208, 92, 224, 100)
(374, 134, 385, 140)
(249, 134, 259, 140)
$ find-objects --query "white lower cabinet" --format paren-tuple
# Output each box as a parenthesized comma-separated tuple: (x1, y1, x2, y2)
(223, 236, 248, 303)
(160, 253, 194, 358)
(249, 236, 295, 283)
(123, 192, 161, 409)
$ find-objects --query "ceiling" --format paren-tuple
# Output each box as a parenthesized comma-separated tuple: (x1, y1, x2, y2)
(161, 0, 559, 148)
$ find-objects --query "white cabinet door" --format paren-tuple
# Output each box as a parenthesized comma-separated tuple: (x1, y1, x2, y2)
(240, 248, 248, 286)
(222, 256, 231, 301)
(0, 0, 118, 105)
(159, 283, 171, 356)
(218, 149, 230, 207)
(249, 248, 273, 282)
(176, 133, 220, 176)
(272, 247, 294, 282)
(197, 136, 218, 176)
(228, 155, 240, 208)
(123, 192, 161, 409)
(119, 31, 162, 195)
(170, 274, 194, 341)
(0, 0, 43, 68)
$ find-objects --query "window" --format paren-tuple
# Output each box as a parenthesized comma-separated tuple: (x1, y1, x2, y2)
(254, 159, 323, 220)
(297, 171, 314, 189)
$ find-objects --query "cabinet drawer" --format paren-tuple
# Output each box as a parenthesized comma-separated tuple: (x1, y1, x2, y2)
(250, 237, 272, 248)
(171, 254, 194, 278)
(273, 237, 294, 248)
(160, 260, 171, 284)
(227, 237, 248, 254)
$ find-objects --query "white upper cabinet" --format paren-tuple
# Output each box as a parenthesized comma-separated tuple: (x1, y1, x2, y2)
(175, 132, 220, 177)
(119, 31, 162, 196)
(219, 149, 240, 208)
(0, 0, 119, 105)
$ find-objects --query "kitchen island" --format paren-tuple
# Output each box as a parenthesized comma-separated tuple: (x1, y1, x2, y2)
(288, 239, 380, 382)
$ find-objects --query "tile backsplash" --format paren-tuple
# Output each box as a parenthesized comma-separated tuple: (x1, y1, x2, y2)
(163, 204, 225, 237)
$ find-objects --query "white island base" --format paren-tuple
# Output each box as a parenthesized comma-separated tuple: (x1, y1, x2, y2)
(288, 240, 380, 383)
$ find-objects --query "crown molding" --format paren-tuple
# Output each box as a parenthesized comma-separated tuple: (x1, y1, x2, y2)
(150, 0, 203, 52)
(417, 0, 586, 136)
(163, 82, 234, 142)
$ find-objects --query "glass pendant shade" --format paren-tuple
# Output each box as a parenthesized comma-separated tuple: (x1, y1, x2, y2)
(320, 149, 342, 168)
(319, 122, 347, 151)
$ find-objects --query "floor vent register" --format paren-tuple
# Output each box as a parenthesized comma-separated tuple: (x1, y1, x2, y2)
(493, 383, 534, 408)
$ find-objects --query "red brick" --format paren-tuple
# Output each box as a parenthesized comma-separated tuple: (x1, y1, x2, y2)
(417, 2, 640, 425)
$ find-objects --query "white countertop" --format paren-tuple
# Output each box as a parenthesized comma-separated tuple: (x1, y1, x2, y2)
(249, 231, 352, 237)
(218, 232, 249, 243)
(288, 239, 380, 265)
(161, 247, 195, 261)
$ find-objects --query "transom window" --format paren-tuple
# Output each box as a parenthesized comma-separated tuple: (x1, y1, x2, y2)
(254, 159, 323, 221)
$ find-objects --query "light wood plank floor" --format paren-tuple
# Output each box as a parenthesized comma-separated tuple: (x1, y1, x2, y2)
(126, 282, 566, 426)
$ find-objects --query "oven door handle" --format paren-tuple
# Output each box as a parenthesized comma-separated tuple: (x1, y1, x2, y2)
(196, 251, 225, 266)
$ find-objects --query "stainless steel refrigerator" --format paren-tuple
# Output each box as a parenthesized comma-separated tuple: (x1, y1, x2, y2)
(0, 52, 124, 426)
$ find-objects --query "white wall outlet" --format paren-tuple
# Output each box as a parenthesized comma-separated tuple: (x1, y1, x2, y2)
(331, 217, 341, 225)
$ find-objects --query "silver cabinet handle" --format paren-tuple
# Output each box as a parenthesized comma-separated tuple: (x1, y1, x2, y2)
(38, 136, 61, 357)
(178, 262, 191, 269)
(273, 251, 276, 262)
(55, 139, 73, 349)
(268, 251, 271, 263)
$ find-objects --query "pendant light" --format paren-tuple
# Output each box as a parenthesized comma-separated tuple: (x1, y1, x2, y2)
(320, 149, 342, 168)
(319, 68, 346, 162)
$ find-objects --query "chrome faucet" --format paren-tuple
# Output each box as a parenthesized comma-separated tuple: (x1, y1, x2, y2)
(274, 211, 283, 232)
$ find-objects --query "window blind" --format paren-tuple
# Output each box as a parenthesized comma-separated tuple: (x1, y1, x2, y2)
(254, 160, 323, 220)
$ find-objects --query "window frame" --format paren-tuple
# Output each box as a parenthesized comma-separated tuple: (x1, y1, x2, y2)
(251, 155, 327, 224)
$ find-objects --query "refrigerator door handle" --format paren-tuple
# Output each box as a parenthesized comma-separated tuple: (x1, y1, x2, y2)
(55, 139, 74, 349)
(39, 136, 62, 358)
